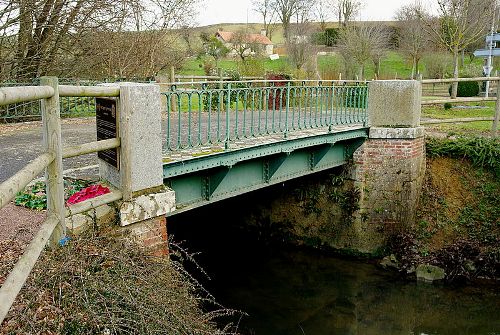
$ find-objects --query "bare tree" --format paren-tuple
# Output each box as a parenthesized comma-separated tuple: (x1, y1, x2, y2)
(286, 23, 313, 70)
(395, 2, 429, 79)
(272, 0, 299, 40)
(337, 24, 389, 79)
(253, 0, 278, 39)
(229, 30, 253, 61)
(0, 0, 198, 80)
(417, 0, 495, 97)
(314, 0, 334, 30)
(333, 0, 363, 27)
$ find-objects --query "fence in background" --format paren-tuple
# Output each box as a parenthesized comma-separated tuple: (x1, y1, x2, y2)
(0, 78, 122, 324)
(420, 77, 500, 137)
(0, 80, 105, 122)
(162, 80, 369, 151)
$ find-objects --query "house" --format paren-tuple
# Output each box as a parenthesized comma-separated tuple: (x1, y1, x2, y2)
(216, 30, 274, 56)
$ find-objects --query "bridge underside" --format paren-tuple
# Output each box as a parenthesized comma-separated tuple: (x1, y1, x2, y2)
(163, 128, 368, 215)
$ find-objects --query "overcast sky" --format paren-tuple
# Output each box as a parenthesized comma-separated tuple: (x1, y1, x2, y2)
(196, 0, 436, 26)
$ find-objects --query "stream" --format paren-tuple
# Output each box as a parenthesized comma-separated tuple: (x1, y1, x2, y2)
(168, 199, 500, 335)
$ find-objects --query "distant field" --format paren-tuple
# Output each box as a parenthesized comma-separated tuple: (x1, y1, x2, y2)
(178, 51, 484, 80)
(178, 21, 486, 81)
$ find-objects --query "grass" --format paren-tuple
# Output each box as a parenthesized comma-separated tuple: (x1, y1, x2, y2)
(178, 51, 476, 80)
(422, 102, 497, 134)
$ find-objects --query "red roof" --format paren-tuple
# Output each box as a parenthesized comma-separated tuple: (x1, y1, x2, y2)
(216, 31, 273, 45)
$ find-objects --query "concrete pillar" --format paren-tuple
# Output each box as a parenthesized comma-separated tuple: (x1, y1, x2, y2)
(99, 83, 175, 254)
(352, 81, 426, 253)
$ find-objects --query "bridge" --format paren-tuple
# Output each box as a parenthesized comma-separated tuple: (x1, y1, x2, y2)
(160, 81, 369, 212)
(0, 77, 428, 323)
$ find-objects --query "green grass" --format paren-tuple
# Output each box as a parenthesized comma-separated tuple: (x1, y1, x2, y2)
(422, 102, 497, 134)
(179, 51, 419, 80)
(179, 50, 486, 81)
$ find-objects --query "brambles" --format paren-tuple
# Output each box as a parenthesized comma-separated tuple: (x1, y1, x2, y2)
(426, 136, 500, 177)
(0, 233, 238, 334)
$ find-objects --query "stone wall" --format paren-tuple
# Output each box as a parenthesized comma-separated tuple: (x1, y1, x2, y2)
(351, 128, 426, 252)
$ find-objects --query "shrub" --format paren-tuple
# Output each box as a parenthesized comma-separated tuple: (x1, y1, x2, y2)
(202, 70, 248, 111)
(238, 57, 265, 77)
(0, 233, 238, 334)
(448, 81, 480, 97)
(423, 53, 452, 79)
(426, 136, 500, 177)
(324, 28, 340, 46)
(444, 102, 453, 110)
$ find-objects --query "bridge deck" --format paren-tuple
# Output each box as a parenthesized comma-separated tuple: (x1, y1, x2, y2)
(163, 123, 366, 164)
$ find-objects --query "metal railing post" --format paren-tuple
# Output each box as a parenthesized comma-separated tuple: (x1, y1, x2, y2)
(225, 83, 231, 149)
(493, 79, 500, 137)
(40, 76, 65, 247)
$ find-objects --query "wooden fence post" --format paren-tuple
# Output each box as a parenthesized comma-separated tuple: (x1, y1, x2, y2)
(493, 80, 500, 137)
(40, 76, 65, 246)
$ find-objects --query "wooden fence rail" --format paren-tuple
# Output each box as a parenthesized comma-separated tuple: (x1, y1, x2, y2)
(420, 77, 500, 137)
(0, 77, 122, 324)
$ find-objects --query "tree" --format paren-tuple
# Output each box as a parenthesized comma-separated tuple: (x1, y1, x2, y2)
(286, 22, 315, 71)
(0, 0, 199, 80)
(201, 33, 229, 67)
(337, 24, 389, 79)
(314, 0, 334, 31)
(395, 2, 429, 79)
(417, 0, 495, 97)
(229, 30, 254, 61)
(252, 0, 278, 39)
(272, 0, 299, 40)
(333, 0, 363, 27)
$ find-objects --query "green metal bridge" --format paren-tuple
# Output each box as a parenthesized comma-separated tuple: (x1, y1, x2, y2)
(161, 81, 369, 214)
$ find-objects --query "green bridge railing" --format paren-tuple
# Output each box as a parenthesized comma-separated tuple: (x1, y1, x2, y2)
(162, 81, 368, 151)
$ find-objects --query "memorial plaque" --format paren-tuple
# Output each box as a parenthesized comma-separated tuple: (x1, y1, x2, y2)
(96, 98, 119, 169)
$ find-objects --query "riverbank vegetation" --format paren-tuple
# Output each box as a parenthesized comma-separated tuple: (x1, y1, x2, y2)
(389, 136, 499, 282)
(0, 231, 238, 334)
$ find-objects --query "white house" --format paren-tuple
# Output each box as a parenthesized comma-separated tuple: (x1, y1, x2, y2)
(216, 30, 274, 56)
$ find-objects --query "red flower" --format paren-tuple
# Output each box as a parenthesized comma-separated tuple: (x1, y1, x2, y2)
(66, 185, 110, 206)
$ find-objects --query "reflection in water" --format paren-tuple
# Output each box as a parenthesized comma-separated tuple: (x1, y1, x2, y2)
(168, 200, 500, 335)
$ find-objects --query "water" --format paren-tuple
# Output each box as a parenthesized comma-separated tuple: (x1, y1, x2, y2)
(168, 198, 500, 335)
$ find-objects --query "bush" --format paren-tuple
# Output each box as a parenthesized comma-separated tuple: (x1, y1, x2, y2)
(444, 102, 453, 110)
(0, 233, 238, 334)
(448, 81, 480, 97)
(311, 32, 326, 45)
(238, 57, 265, 77)
(324, 28, 340, 47)
(423, 53, 452, 79)
(426, 136, 500, 177)
(202, 70, 248, 111)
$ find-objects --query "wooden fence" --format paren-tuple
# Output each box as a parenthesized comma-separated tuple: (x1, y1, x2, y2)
(420, 77, 500, 137)
(0, 77, 122, 324)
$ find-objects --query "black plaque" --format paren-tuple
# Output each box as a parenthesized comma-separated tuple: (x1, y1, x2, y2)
(96, 98, 119, 169)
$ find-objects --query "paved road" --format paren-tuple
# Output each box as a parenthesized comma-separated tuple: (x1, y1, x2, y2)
(0, 111, 368, 182)
(0, 119, 98, 182)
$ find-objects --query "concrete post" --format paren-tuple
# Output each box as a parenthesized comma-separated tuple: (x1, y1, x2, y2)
(99, 83, 175, 255)
(352, 80, 426, 253)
